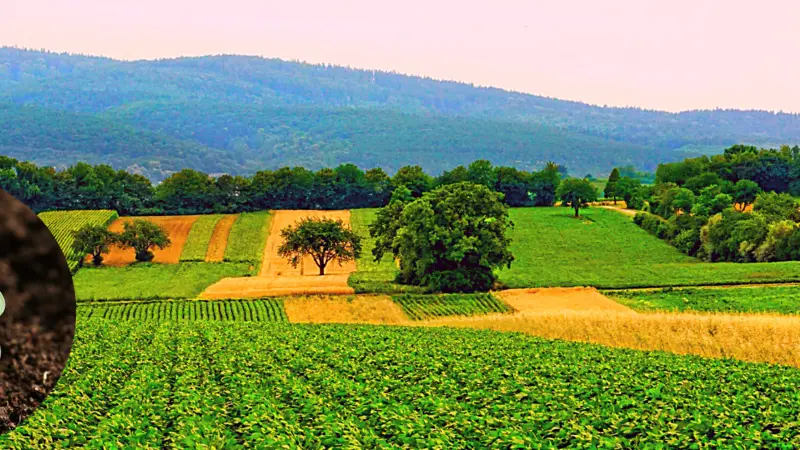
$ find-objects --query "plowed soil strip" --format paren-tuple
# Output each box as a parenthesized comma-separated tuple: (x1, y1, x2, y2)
(495, 287, 633, 314)
(205, 214, 237, 262)
(102, 216, 200, 266)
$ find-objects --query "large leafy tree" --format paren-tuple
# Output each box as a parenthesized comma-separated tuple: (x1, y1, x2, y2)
(278, 217, 362, 275)
(557, 178, 598, 217)
(371, 182, 514, 293)
(732, 179, 762, 211)
(118, 219, 171, 262)
(71, 224, 117, 267)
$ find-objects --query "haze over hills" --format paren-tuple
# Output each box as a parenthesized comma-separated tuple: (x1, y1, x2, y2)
(2, 47, 799, 181)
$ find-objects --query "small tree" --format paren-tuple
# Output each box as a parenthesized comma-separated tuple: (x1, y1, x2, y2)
(71, 224, 117, 267)
(604, 168, 621, 204)
(118, 219, 171, 262)
(732, 180, 762, 211)
(278, 217, 362, 275)
(557, 178, 598, 217)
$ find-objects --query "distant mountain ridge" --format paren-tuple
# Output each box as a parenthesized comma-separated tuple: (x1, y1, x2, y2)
(1, 47, 799, 181)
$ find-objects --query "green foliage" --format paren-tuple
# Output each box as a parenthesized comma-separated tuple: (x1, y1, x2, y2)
(557, 177, 598, 217)
(617, 177, 645, 209)
(500, 208, 800, 289)
(71, 224, 117, 267)
(73, 262, 252, 301)
(223, 211, 271, 266)
(603, 167, 620, 203)
(118, 219, 171, 262)
(38, 209, 118, 271)
(278, 217, 362, 275)
(372, 182, 514, 292)
(753, 191, 800, 223)
(180, 215, 224, 262)
(393, 293, 513, 320)
(732, 179, 762, 209)
(77, 299, 287, 321)
(4, 320, 800, 447)
(608, 286, 800, 314)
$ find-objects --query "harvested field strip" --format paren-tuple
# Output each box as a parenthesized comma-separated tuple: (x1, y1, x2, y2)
(205, 214, 237, 262)
(419, 309, 800, 368)
(224, 211, 271, 266)
(496, 287, 632, 313)
(77, 298, 287, 322)
(179, 214, 224, 261)
(284, 295, 408, 324)
(393, 293, 513, 320)
(607, 285, 800, 314)
(38, 209, 119, 271)
(103, 215, 200, 265)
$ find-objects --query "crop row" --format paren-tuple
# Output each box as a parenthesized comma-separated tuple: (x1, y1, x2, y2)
(393, 293, 514, 320)
(77, 298, 287, 322)
(4, 321, 799, 448)
(38, 210, 119, 271)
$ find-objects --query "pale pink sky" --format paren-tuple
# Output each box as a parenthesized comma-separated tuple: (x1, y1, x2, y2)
(3, 0, 799, 112)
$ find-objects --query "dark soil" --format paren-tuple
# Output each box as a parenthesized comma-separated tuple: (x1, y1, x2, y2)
(0, 189, 76, 433)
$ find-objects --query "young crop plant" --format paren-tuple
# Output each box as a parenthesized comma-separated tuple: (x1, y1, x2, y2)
(393, 293, 514, 320)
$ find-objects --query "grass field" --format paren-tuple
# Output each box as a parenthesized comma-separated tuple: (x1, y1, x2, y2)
(393, 293, 514, 320)
(179, 214, 224, 261)
(4, 320, 799, 448)
(73, 262, 253, 301)
(607, 285, 800, 314)
(499, 207, 800, 289)
(38, 209, 119, 270)
(223, 211, 271, 267)
(348, 209, 425, 294)
(78, 298, 287, 322)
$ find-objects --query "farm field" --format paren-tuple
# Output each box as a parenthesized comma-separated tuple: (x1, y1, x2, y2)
(179, 214, 225, 262)
(393, 293, 513, 320)
(498, 207, 800, 289)
(223, 211, 272, 266)
(607, 285, 800, 314)
(3, 319, 799, 448)
(283, 295, 408, 324)
(206, 214, 237, 262)
(73, 262, 252, 301)
(103, 215, 200, 265)
(37, 209, 118, 270)
(77, 298, 287, 322)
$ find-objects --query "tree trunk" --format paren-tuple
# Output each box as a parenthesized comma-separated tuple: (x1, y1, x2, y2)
(613, 196, 617, 205)
(318, 262, 326, 276)
(574, 205, 580, 217)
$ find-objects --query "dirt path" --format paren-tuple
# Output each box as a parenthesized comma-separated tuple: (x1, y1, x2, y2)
(205, 214, 237, 262)
(102, 216, 199, 266)
(200, 210, 357, 298)
(599, 205, 638, 217)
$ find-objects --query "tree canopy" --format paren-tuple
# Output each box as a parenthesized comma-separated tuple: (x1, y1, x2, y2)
(278, 217, 362, 276)
(557, 178, 598, 217)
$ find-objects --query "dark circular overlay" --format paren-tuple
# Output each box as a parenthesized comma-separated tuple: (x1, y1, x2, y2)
(0, 189, 76, 433)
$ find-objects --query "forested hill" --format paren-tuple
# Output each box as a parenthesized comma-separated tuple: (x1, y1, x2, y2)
(2, 47, 799, 181)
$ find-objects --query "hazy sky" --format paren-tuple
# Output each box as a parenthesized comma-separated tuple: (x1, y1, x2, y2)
(3, 1, 799, 112)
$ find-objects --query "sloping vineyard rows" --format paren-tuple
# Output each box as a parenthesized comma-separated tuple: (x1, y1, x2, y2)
(393, 293, 514, 320)
(77, 299, 287, 322)
(3, 321, 800, 448)
(38, 209, 119, 271)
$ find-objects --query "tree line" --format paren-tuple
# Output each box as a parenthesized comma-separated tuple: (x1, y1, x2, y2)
(627, 144, 800, 262)
(0, 156, 563, 215)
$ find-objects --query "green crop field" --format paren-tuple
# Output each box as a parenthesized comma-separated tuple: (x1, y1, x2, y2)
(180, 214, 224, 261)
(223, 211, 271, 267)
(393, 293, 513, 320)
(499, 207, 800, 289)
(38, 209, 119, 271)
(73, 262, 253, 301)
(607, 285, 800, 314)
(4, 319, 799, 448)
(77, 298, 287, 322)
(349, 209, 424, 294)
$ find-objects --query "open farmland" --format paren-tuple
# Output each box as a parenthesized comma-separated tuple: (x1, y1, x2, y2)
(37, 210, 118, 270)
(498, 207, 800, 289)
(179, 214, 225, 262)
(223, 211, 271, 266)
(393, 293, 514, 320)
(607, 285, 800, 314)
(103, 215, 200, 265)
(3, 319, 799, 448)
(78, 298, 287, 322)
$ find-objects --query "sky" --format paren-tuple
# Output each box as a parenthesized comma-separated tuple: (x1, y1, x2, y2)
(2, 0, 799, 113)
